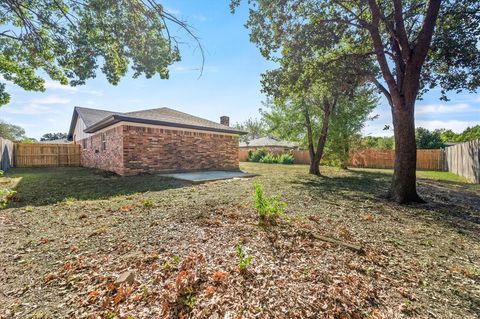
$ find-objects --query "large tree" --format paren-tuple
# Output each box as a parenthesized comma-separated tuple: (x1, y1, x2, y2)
(232, 0, 480, 203)
(0, 0, 201, 106)
(0, 120, 26, 141)
(40, 132, 68, 141)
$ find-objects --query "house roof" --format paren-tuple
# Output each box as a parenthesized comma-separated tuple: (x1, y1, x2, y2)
(68, 107, 246, 139)
(239, 137, 298, 148)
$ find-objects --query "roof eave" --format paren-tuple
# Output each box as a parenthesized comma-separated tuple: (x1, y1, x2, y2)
(85, 115, 247, 135)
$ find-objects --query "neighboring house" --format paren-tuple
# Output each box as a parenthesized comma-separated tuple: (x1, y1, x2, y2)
(67, 107, 246, 175)
(239, 136, 298, 153)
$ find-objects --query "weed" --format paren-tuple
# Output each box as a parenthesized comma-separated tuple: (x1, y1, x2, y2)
(143, 198, 154, 208)
(0, 190, 17, 208)
(253, 182, 286, 224)
(236, 243, 252, 272)
(181, 291, 197, 309)
(105, 312, 117, 319)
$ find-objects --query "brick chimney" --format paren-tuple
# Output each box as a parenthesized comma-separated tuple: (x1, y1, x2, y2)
(220, 116, 230, 127)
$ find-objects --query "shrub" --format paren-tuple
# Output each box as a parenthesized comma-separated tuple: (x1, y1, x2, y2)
(253, 182, 286, 224)
(248, 148, 268, 162)
(236, 243, 252, 272)
(277, 153, 294, 164)
(259, 153, 277, 163)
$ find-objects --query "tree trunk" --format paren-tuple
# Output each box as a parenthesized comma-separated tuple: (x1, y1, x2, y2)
(390, 99, 424, 203)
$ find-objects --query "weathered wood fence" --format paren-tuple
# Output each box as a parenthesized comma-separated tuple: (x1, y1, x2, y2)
(240, 148, 447, 171)
(445, 139, 480, 183)
(14, 143, 81, 167)
(0, 138, 14, 171)
(349, 148, 446, 171)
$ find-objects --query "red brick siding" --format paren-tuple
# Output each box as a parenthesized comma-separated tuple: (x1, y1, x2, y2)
(80, 126, 124, 175)
(122, 125, 239, 175)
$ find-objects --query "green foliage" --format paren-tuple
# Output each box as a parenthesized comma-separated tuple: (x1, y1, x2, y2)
(143, 198, 154, 208)
(259, 153, 277, 163)
(0, 1, 201, 106)
(277, 153, 294, 164)
(235, 243, 252, 271)
(248, 148, 268, 162)
(0, 170, 3, 177)
(40, 133, 68, 141)
(415, 128, 445, 149)
(233, 118, 267, 143)
(362, 136, 395, 150)
(253, 182, 286, 224)
(0, 190, 16, 208)
(0, 120, 26, 141)
(437, 126, 480, 143)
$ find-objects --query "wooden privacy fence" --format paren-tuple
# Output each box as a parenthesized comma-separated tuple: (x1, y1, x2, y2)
(14, 143, 81, 167)
(445, 139, 480, 183)
(349, 148, 445, 171)
(0, 138, 14, 171)
(240, 147, 446, 170)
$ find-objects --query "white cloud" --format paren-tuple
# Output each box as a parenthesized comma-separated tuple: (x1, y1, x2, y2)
(30, 95, 71, 105)
(416, 103, 473, 115)
(44, 81, 79, 92)
(2, 95, 70, 115)
(416, 120, 479, 133)
(85, 89, 103, 96)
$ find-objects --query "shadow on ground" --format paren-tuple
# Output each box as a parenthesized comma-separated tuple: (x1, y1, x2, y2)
(4, 167, 188, 207)
(291, 168, 480, 240)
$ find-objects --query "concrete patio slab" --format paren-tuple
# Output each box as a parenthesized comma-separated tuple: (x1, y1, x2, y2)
(158, 170, 257, 183)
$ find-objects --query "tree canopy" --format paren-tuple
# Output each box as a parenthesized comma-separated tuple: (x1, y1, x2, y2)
(40, 132, 68, 141)
(233, 0, 480, 203)
(233, 118, 267, 143)
(0, 120, 26, 141)
(0, 0, 200, 106)
(415, 127, 445, 149)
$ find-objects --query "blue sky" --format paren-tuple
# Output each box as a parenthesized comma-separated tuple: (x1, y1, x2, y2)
(0, 0, 478, 139)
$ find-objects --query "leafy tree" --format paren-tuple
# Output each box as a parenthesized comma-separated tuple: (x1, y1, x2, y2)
(323, 88, 379, 168)
(0, 1, 201, 106)
(436, 125, 480, 143)
(263, 85, 377, 174)
(415, 127, 445, 149)
(40, 132, 68, 141)
(232, 0, 480, 203)
(0, 120, 26, 141)
(362, 136, 395, 150)
(233, 118, 267, 143)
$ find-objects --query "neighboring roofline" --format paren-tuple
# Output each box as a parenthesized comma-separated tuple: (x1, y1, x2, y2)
(84, 114, 248, 135)
(67, 107, 80, 141)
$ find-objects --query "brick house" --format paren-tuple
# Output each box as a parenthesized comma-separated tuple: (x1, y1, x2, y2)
(67, 107, 246, 175)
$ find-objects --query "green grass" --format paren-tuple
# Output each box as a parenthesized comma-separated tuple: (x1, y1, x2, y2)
(350, 167, 470, 183)
(2, 167, 184, 206)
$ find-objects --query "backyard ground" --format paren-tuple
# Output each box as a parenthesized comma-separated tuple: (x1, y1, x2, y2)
(0, 163, 479, 319)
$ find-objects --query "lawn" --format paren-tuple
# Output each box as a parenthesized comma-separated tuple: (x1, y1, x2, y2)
(0, 163, 479, 319)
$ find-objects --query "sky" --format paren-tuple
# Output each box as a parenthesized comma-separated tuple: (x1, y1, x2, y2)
(0, 0, 479, 140)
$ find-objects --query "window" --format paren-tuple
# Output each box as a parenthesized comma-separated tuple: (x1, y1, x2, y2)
(101, 133, 106, 151)
(82, 139, 87, 150)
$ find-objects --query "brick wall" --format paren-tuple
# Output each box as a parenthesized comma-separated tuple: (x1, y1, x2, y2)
(80, 126, 124, 175)
(122, 125, 239, 175)
(79, 124, 240, 175)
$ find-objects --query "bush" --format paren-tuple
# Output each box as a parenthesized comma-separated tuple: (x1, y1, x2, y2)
(259, 153, 277, 163)
(277, 153, 294, 164)
(248, 148, 268, 162)
(253, 182, 286, 224)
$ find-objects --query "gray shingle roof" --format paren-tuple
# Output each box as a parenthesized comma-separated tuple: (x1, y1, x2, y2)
(239, 137, 298, 148)
(68, 107, 245, 140)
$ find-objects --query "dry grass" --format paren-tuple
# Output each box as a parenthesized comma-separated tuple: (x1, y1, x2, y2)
(0, 163, 479, 319)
